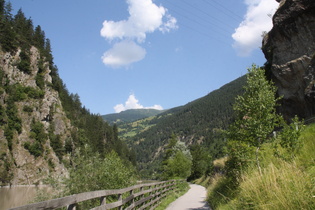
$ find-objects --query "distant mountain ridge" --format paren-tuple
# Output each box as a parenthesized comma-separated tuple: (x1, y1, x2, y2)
(118, 76, 247, 177)
(102, 109, 165, 124)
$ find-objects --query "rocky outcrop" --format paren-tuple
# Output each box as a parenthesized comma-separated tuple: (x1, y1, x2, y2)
(0, 47, 71, 185)
(262, 0, 315, 120)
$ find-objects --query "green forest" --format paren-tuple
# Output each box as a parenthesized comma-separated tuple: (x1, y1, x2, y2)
(127, 75, 246, 178)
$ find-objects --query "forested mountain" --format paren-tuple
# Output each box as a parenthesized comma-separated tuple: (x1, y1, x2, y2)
(123, 76, 247, 177)
(0, 1, 134, 185)
(102, 109, 165, 124)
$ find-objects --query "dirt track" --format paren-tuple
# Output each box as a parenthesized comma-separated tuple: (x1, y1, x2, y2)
(166, 184, 210, 210)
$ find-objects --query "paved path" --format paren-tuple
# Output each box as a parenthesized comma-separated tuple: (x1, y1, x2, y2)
(166, 184, 210, 210)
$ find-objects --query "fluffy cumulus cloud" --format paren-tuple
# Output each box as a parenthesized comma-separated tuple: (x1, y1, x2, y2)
(102, 40, 146, 68)
(101, 0, 177, 68)
(114, 94, 163, 113)
(232, 0, 279, 56)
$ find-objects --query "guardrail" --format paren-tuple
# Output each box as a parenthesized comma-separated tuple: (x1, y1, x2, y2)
(9, 180, 183, 210)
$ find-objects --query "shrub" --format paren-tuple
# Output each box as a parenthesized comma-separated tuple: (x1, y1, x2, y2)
(24, 141, 43, 157)
(30, 120, 47, 143)
(25, 86, 44, 99)
(161, 135, 192, 180)
(8, 84, 44, 101)
(49, 134, 64, 161)
(48, 158, 55, 169)
(23, 105, 33, 113)
(4, 126, 13, 151)
(64, 138, 73, 154)
(0, 104, 6, 125)
(17, 49, 31, 74)
(9, 84, 27, 101)
(163, 151, 192, 179)
(66, 151, 136, 194)
(64, 151, 136, 208)
(35, 74, 45, 89)
(24, 120, 47, 157)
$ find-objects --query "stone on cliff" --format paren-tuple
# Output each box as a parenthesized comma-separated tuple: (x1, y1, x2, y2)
(262, 0, 315, 120)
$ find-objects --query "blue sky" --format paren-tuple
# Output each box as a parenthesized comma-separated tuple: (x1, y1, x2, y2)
(10, 0, 279, 114)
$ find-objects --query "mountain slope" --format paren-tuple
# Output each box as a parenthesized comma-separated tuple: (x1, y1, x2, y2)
(102, 109, 165, 124)
(0, 3, 132, 185)
(125, 76, 247, 177)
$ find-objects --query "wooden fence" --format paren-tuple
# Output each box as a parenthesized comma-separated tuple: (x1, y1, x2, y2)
(9, 180, 183, 210)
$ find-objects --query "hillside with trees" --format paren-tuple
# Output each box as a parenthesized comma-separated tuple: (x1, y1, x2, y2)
(102, 108, 165, 124)
(124, 75, 246, 178)
(0, 0, 135, 186)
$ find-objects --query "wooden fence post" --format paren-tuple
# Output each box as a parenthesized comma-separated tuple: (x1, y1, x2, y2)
(67, 203, 76, 210)
(118, 193, 123, 210)
(130, 189, 134, 206)
(100, 196, 106, 206)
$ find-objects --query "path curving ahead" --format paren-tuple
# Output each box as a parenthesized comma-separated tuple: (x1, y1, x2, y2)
(166, 184, 210, 210)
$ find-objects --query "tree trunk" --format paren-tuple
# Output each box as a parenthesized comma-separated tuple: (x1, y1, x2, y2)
(256, 146, 262, 176)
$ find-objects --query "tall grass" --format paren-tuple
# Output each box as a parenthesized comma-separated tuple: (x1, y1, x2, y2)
(226, 161, 314, 209)
(206, 123, 315, 209)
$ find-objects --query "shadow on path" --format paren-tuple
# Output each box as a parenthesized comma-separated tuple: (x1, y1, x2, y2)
(188, 201, 210, 210)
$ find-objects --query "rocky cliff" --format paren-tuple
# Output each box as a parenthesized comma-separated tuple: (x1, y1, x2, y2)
(262, 0, 315, 120)
(0, 1, 138, 186)
(0, 47, 71, 185)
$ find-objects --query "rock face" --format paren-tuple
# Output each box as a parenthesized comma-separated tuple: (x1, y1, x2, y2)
(262, 0, 315, 120)
(0, 47, 71, 185)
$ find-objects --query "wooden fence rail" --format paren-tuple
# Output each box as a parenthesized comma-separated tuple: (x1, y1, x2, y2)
(9, 180, 183, 210)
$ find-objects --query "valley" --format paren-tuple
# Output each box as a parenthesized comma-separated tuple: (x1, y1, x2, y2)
(1, 0, 315, 209)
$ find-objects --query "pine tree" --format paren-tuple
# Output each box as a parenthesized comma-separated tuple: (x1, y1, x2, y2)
(33, 25, 45, 50)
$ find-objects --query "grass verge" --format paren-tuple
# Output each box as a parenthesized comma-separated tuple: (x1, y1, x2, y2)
(198, 123, 315, 209)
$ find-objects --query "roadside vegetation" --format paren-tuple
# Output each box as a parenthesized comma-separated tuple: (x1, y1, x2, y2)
(34, 147, 137, 209)
(195, 65, 315, 209)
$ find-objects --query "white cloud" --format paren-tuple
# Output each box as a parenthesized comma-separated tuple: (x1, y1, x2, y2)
(114, 94, 163, 113)
(232, 0, 279, 56)
(159, 14, 178, 33)
(100, 0, 177, 67)
(101, 0, 177, 42)
(102, 40, 146, 68)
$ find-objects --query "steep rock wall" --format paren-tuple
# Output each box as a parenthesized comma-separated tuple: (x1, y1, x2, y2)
(262, 0, 315, 120)
(0, 47, 71, 185)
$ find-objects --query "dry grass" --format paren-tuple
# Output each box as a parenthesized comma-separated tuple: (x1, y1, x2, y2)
(227, 161, 315, 209)
(213, 157, 228, 170)
(206, 124, 315, 210)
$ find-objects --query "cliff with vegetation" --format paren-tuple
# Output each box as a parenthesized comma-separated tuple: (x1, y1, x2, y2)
(262, 0, 315, 120)
(0, 1, 133, 185)
(0, 45, 71, 185)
